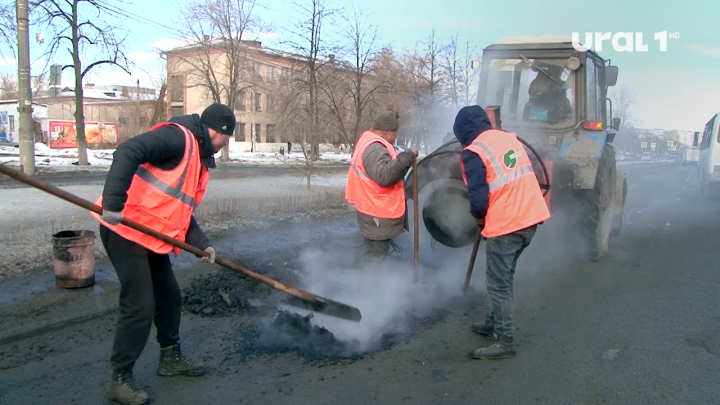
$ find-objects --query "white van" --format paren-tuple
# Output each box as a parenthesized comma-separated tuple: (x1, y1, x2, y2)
(695, 112, 720, 197)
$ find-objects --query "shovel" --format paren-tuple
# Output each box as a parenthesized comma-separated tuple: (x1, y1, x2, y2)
(0, 165, 362, 322)
(412, 157, 421, 283)
(463, 227, 483, 293)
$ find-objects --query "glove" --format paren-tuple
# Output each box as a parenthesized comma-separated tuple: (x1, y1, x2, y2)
(101, 210, 123, 225)
(200, 246, 215, 264)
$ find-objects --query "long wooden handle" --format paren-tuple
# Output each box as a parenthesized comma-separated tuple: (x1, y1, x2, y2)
(0, 164, 321, 304)
(463, 227, 483, 293)
(412, 157, 420, 283)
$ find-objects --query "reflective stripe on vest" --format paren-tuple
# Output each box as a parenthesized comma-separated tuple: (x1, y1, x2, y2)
(92, 122, 207, 254)
(462, 129, 550, 238)
(345, 131, 406, 219)
(135, 139, 198, 209)
(468, 140, 535, 191)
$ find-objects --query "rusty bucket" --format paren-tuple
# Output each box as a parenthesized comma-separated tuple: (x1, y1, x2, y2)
(52, 230, 96, 289)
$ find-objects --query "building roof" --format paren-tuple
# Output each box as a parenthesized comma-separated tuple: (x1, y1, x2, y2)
(164, 38, 316, 65)
(0, 99, 48, 107)
(51, 87, 158, 101)
(493, 36, 573, 45)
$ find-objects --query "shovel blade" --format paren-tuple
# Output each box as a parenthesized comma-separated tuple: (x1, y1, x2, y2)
(283, 295, 362, 322)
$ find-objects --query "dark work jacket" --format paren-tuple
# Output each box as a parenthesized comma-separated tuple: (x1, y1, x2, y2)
(101, 114, 216, 250)
(453, 107, 493, 219)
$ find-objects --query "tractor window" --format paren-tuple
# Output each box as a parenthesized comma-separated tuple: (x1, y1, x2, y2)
(586, 58, 599, 121)
(481, 58, 575, 127)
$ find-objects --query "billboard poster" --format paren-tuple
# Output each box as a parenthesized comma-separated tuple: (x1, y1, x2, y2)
(48, 120, 119, 149)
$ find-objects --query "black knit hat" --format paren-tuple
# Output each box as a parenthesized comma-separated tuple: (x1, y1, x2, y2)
(372, 111, 400, 131)
(201, 103, 236, 136)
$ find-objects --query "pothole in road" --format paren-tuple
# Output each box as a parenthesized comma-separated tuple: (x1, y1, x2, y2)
(234, 308, 454, 365)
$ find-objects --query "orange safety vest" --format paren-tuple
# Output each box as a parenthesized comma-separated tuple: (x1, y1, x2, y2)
(92, 122, 209, 256)
(345, 131, 406, 219)
(461, 129, 551, 238)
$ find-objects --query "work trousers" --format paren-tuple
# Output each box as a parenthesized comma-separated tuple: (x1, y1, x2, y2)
(360, 238, 391, 266)
(484, 225, 537, 338)
(100, 225, 182, 371)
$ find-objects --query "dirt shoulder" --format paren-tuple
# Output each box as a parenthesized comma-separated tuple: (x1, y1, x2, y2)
(0, 170, 349, 278)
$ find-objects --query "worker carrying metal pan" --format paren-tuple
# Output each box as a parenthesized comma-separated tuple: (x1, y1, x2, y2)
(345, 109, 419, 266)
(453, 105, 551, 360)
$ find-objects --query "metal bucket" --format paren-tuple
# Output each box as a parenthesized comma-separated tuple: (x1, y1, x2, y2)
(52, 230, 96, 288)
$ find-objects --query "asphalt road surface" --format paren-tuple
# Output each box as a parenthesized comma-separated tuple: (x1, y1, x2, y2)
(1, 161, 718, 405)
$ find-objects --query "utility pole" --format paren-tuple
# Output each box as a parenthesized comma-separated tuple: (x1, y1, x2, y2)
(16, 0, 35, 175)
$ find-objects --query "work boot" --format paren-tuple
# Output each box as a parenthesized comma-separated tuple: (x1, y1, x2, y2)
(471, 315, 494, 336)
(157, 343, 207, 377)
(106, 368, 149, 405)
(470, 334, 516, 360)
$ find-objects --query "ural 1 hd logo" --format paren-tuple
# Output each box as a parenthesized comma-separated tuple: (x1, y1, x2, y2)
(571, 31, 679, 52)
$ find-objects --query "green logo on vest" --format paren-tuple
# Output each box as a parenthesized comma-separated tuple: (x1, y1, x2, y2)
(503, 150, 517, 169)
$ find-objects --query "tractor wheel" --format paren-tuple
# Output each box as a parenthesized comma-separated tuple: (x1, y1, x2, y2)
(580, 143, 617, 262)
(611, 174, 627, 236)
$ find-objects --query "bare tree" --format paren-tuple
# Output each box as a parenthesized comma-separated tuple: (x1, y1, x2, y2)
(459, 37, 479, 106)
(442, 32, 460, 108)
(283, 0, 337, 189)
(321, 5, 386, 151)
(0, 73, 18, 99)
(611, 85, 637, 128)
(0, 1, 16, 57)
(32, 72, 47, 97)
(174, 0, 265, 161)
(610, 85, 639, 152)
(144, 48, 168, 126)
(396, 30, 447, 153)
(34, 0, 133, 165)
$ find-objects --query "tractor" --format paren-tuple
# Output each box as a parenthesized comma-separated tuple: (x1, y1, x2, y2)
(405, 36, 628, 262)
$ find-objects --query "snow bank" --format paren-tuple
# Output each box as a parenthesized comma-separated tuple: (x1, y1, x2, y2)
(0, 143, 115, 167)
(0, 143, 350, 169)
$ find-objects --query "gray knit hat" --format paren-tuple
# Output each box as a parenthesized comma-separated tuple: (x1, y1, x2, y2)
(372, 111, 400, 131)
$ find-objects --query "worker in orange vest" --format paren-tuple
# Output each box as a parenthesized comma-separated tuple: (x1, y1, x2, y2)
(453, 105, 550, 360)
(346, 110, 418, 265)
(92, 103, 235, 405)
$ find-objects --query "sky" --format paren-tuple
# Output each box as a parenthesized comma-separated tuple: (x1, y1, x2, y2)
(4, 0, 719, 132)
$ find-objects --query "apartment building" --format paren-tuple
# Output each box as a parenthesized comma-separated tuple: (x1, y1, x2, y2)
(164, 40, 309, 152)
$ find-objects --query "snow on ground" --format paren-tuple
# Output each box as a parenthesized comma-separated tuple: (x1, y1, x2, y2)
(0, 143, 115, 167)
(0, 143, 351, 169)
(223, 151, 350, 165)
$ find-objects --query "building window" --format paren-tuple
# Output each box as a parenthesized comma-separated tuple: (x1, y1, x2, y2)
(171, 105, 184, 117)
(282, 67, 289, 78)
(585, 58, 598, 121)
(254, 63, 261, 77)
(235, 91, 246, 111)
(267, 66, 274, 81)
(170, 76, 184, 102)
(235, 123, 245, 142)
(266, 124, 275, 142)
(254, 92, 262, 111)
(254, 123, 261, 142)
